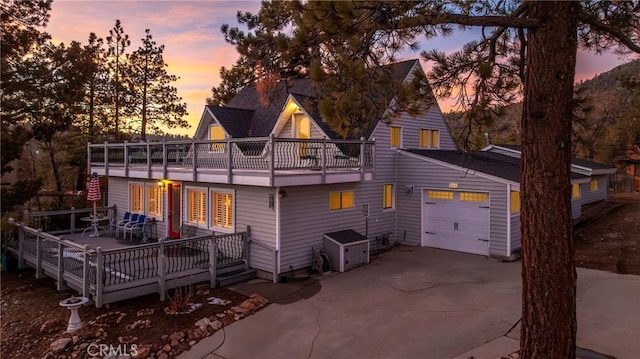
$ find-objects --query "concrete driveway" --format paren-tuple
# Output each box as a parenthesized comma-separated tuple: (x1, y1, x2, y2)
(182, 247, 640, 359)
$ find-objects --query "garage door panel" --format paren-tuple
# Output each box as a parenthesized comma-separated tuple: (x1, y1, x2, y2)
(422, 190, 490, 255)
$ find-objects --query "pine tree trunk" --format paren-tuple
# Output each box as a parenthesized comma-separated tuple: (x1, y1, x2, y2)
(520, 2, 578, 358)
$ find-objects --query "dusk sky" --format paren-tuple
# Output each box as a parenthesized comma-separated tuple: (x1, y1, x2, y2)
(47, 1, 633, 136)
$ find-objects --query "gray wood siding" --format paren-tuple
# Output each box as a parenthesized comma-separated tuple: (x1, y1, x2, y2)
(179, 182, 277, 273)
(510, 214, 521, 252)
(108, 178, 169, 238)
(388, 106, 457, 150)
(396, 153, 511, 257)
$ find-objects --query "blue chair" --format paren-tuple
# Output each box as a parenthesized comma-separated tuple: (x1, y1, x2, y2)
(116, 212, 137, 238)
(123, 214, 147, 242)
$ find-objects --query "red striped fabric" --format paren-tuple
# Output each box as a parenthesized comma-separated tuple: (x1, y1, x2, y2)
(87, 175, 101, 201)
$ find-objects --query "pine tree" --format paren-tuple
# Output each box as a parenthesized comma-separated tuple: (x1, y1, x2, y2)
(106, 20, 131, 140)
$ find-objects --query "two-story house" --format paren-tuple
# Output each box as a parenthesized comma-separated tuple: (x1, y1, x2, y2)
(88, 59, 614, 281)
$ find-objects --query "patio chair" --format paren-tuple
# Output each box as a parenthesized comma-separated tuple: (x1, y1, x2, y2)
(123, 214, 147, 242)
(111, 211, 131, 236)
(116, 212, 138, 238)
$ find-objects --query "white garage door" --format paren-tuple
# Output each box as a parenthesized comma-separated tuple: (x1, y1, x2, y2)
(421, 190, 490, 255)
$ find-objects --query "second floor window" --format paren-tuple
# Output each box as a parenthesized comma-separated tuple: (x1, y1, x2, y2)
(390, 126, 401, 147)
(419, 129, 440, 148)
(330, 190, 354, 210)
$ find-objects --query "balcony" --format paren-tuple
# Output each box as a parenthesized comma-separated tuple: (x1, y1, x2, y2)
(88, 136, 375, 186)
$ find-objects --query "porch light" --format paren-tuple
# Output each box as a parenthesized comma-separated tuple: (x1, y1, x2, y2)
(157, 180, 165, 187)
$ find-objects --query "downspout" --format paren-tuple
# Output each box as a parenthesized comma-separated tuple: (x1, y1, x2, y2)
(274, 187, 281, 283)
(506, 184, 512, 258)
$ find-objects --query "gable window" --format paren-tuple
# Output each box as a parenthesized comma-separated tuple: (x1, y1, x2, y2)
(293, 114, 311, 156)
(590, 180, 598, 192)
(209, 124, 225, 152)
(329, 190, 354, 210)
(510, 191, 520, 214)
(572, 183, 581, 199)
(187, 187, 207, 224)
(383, 184, 394, 210)
(129, 183, 144, 213)
(146, 184, 163, 218)
(390, 126, 401, 147)
(212, 191, 234, 230)
(419, 129, 440, 149)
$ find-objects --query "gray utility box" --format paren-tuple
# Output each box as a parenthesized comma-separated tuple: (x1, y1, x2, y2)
(323, 229, 370, 273)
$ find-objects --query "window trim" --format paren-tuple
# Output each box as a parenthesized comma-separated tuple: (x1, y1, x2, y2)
(144, 183, 163, 220)
(329, 190, 355, 211)
(210, 188, 235, 233)
(382, 184, 395, 210)
(186, 186, 208, 226)
(128, 182, 144, 214)
(390, 126, 402, 148)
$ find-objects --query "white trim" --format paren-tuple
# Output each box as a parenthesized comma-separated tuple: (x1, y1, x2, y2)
(275, 187, 281, 282)
(399, 150, 520, 186)
(127, 181, 145, 214)
(208, 187, 236, 234)
(506, 185, 511, 257)
(270, 95, 330, 139)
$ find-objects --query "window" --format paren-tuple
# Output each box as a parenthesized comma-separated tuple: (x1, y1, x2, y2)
(187, 188, 207, 224)
(146, 185, 163, 218)
(590, 180, 598, 192)
(383, 184, 394, 209)
(428, 191, 453, 200)
(572, 183, 580, 199)
(212, 191, 234, 230)
(329, 190, 354, 210)
(294, 114, 310, 139)
(419, 129, 440, 148)
(510, 191, 520, 214)
(460, 192, 488, 202)
(129, 183, 144, 213)
(390, 126, 401, 147)
(209, 124, 225, 152)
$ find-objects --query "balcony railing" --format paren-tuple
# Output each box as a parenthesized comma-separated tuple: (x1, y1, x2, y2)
(88, 136, 375, 184)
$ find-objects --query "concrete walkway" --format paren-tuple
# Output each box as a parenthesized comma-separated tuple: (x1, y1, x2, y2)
(181, 247, 640, 359)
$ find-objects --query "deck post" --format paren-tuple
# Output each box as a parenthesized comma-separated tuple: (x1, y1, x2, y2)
(158, 239, 166, 301)
(146, 140, 152, 178)
(56, 240, 64, 290)
(208, 236, 217, 288)
(95, 247, 104, 308)
(162, 139, 168, 179)
(321, 137, 327, 183)
(70, 207, 76, 233)
(269, 134, 275, 186)
(82, 245, 90, 298)
(123, 141, 129, 177)
(35, 230, 43, 279)
(227, 139, 233, 184)
(192, 138, 197, 181)
(360, 137, 365, 181)
(17, 225, 25, 269)
(104, 141, 110, 176)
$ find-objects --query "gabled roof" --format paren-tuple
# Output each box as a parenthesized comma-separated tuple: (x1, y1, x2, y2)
(403, 149, 590, 184)
(205, 59, 421, 139)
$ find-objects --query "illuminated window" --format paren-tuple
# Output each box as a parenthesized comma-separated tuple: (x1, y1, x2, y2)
(294, 114, 310, 139)
(187, 188, 207, 224)
(510, 191, 520, 214)
(329, 190, 354, 210)
(590, 180, 598, 192)
(212, 191, 234, 230)
(383, 184, 394, 209)
(146, 185, 163, 217)
(572, 183, 580, 199)
(390, 126, 401, 147)
(419, 129, 440, 148)
(460, 192, 488, 202)
(209, 125, 225, 152)
(129, 183, 144, 213)
(428, 191, 453, 200)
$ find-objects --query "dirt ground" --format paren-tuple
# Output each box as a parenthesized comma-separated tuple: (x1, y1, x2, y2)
(1, 193, 638, 358)
(575, 193, 640, 275)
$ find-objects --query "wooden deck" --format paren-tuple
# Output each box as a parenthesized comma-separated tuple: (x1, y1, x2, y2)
(6, 221, 250, 308)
